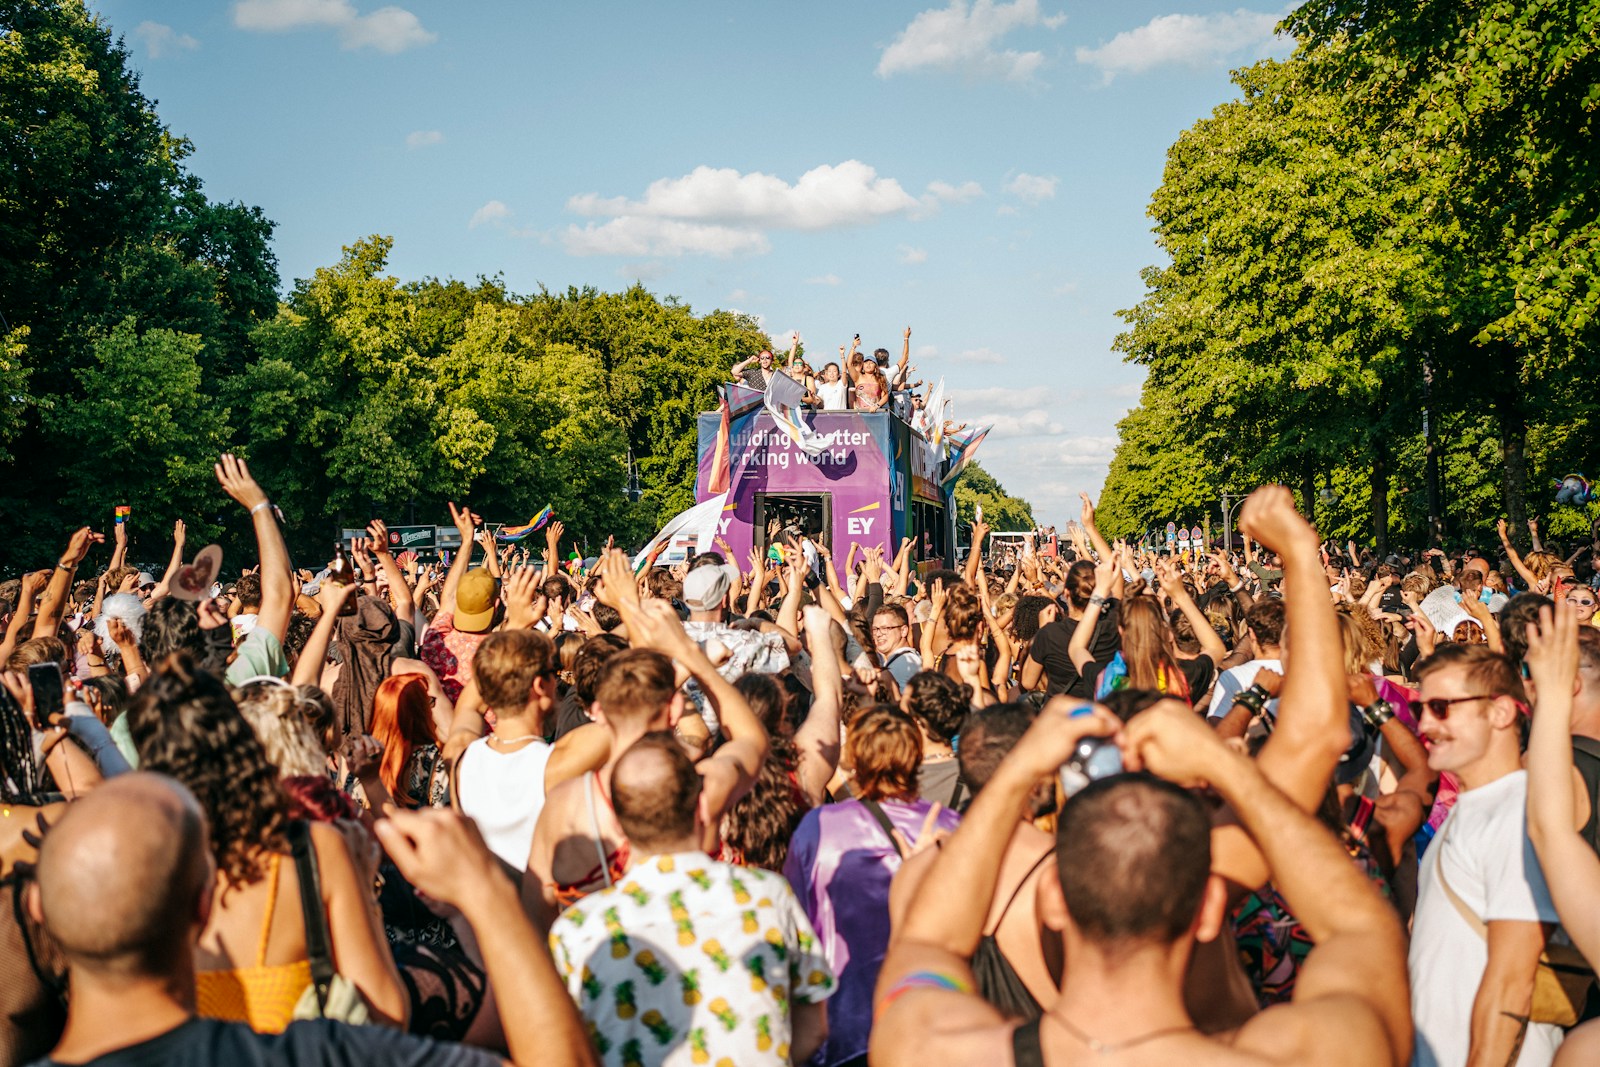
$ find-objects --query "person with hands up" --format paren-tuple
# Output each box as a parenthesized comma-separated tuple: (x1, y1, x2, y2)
(1525, 599, 1600, 1064)
(873, 694, 1409, 1067)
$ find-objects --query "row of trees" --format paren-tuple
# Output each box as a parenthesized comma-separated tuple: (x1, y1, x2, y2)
(1097, 0, 1599, 551)
(1, 1, 1033, 570)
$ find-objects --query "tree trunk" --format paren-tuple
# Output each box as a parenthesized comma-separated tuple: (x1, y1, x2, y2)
(1500, 400, 1528, 541)
(1301, 468, 1317, 530)
(1371, 440, 1390, 557)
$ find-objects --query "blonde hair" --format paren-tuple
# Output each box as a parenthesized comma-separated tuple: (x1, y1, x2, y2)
(234, 681, 330, 778)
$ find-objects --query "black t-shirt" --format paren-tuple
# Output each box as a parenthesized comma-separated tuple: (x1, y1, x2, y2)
(1079, 653, 1216, 706)
(29, 1017, 500, 1067)
(1028, 608, 1120, 699)
(549, 687, 593, 742)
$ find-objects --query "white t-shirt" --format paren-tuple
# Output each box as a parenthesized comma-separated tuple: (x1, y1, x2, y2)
(455, 736, 555, 870)
(816, 378, 848, 410)
(1205, 657, 1282, 720)
(1409, 770, 1563, 1067)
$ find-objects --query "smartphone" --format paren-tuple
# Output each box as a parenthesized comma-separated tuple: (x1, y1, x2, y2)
(28, 662, 65, 727)
(1058, 736, 1122, 798)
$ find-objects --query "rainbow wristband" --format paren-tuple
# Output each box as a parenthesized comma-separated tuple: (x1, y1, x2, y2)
(876, 969, 974, 1020)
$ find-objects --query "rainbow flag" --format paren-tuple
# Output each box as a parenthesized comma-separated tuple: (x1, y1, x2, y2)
(707, 385, 733, 495)
(497, 505, 553, 542)
(941, 425, 991, 489)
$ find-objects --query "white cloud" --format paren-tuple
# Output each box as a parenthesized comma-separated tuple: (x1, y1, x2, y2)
(728, 288, 750, 302)
(954, 346, 1006, 365)
(915, 344, 939, 359)
(562, 161, 976, 258)
(1052, 280, 1079, 295)
(405, 129, 443, 149)
(468, 200, 511, 229)
(1005, 172, 1058, 204)
(233, 0, 436, 53)
(620, 261, 670, 282)
(1056, 435, 1119, 464)
(878, 0, 1066, 82)
(899, 246, 929, 264)
(134, 21, 200, 58)
(1075, 8, 1289, 82)
(562, 217, 770, 258)
(805, 274, 843, 286)
(924, 180, 984, 205)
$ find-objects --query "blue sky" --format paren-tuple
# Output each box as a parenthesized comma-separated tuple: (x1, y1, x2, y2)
(95, 0, 1293, 527)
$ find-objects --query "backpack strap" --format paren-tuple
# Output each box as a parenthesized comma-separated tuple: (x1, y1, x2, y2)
(287, 821, 335, 1014)
(860, 799, 905, 858)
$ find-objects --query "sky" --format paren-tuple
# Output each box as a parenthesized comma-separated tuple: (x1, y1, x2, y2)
(93, 0, 1294, 528)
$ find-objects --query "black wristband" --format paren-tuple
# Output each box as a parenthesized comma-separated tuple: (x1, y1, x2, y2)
(1234, 685, 1268, 716)
(1360, 699, 1395, 728)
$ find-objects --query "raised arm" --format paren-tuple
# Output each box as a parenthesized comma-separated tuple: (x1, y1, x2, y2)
(34, 527, 103, 638)
(791, 606, 844, 806)
(1218, 486, 1350, 889)
(1078, 492, 1114, 561)
(1123, 703, 1410, 1064)
(963, 520, 989, 585)
(1498, 518, 1540, 591)
(1526, 599, 1600, 969)
(365, 520, 413, 622)
(1157, 559, 1227, 665)
(438, 502, 479, 613)
(149, 520, 187, 603)
(1, 570, 47, 665)
(215, 455, 292, 642)
(291, 583, 359, 686)
(1067, 556, 1116, 676)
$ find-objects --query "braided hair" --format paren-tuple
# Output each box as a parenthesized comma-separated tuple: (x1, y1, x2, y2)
(0, 686, 44, 804)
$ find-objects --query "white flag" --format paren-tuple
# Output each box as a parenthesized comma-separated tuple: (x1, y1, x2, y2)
(634, 493, 729, 570)
(764, 372, 827, 456)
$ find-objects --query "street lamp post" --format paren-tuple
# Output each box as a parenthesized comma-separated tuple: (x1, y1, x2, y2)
(1220, 491, 1244, 552)
(622, 447, 642, 503)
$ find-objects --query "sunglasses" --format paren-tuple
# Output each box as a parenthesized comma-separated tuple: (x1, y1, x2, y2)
(1568, 597, 1597, 608)
(1408, 694, 1492, 721)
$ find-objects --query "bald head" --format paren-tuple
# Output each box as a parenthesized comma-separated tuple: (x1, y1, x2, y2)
(35, 773, 212, 977)
(611, 732, 702, 854)
(1464, 557, 1490, 579)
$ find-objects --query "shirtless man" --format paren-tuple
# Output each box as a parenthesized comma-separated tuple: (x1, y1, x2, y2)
(872, 697, 1410, 1067)
(523, 599, 767, 926)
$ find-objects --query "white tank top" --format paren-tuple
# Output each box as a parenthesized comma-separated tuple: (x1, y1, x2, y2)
(456, 736, 555, 869)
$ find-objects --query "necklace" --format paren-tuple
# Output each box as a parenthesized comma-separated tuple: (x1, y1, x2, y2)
(489, 732, 540, 748)
(1047, 1011, 1195, 1057)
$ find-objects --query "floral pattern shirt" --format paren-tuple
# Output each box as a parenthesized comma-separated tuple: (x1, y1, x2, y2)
(549, 851, 835, 1067)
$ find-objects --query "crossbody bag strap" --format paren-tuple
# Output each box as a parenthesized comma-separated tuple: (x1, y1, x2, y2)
(860, 799, 905, 858)
(288, 821, 335, 1013)
(1432, 825, 1488, 941)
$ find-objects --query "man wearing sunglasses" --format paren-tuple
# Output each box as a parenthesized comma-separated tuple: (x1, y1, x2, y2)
(1409, 643, 1563, 1067)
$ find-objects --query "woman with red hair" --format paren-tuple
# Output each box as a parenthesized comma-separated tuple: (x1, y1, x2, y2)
(368, 673, 448, 809)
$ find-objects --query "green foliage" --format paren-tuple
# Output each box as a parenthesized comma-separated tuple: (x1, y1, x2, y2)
(954, 462, 1035, 534)
(1101, 5, 1600, 552)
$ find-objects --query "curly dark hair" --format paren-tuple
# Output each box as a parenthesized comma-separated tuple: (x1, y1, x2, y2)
(903, 671, 969, 744)
(128, 653, 289, 885)
(721, 752, 809, 872)
(1011, 595, 1053, 642)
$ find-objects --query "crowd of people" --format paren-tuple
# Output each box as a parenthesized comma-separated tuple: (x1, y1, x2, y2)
(729, 331, 966, 440)
(3, 453, 1600, 1067)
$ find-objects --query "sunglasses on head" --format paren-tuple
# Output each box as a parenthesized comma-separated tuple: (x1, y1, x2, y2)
(1408, 694, 1493, 720)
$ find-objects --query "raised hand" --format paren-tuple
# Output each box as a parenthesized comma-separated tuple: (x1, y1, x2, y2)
(1237, 485, 1315, 555)
(315, 580, 358, 618)
(1121, 698, 1238, 789)
(215, 453, 268, 511)
(59, 527, 105, 569)
(1079, 492, 1098, 528)
(447, 501, 478, 539)
(367, 519, 392, 555)
(172, 519, 186, 548)
(626, 597, 696, 661)
(1525, 601, 1579, 708)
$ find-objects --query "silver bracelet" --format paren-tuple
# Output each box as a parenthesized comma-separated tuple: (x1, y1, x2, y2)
(249, 501, 272, 516)
(1087, 594, 1107, 607)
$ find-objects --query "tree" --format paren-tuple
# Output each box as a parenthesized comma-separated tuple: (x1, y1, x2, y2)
(954, 463, 1035, 534)
(46, 318, 231, 552)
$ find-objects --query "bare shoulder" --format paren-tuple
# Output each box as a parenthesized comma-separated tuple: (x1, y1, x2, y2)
(1231, 995, 1398, 1067)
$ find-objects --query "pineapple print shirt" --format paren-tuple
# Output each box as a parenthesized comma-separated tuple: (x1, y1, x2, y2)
(549, 851, 835, 1067)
